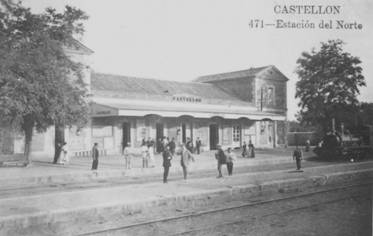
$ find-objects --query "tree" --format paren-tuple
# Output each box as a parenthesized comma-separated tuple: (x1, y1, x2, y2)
(0, 1, 89, 165)
(295, 39, 366, 134)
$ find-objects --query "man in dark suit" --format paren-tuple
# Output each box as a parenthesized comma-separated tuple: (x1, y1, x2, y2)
(293, 145, 303, 171)
(169, 137, 176, 155)
(215, 144, 227, 178)
(162, 145, 172, 183)
(91, 143, 99, 171)
(195, 137, 202, 154)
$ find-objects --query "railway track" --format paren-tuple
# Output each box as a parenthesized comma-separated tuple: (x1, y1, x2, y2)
(78, 181, 372, 236)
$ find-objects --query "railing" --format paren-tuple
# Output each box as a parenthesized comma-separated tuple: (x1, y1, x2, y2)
(73, 149, 107, 158)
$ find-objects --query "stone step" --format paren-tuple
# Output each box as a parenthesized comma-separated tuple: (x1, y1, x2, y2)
(0, 164, 371, 236)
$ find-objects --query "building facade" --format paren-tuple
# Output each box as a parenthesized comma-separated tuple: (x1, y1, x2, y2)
(87, 65, 288, 155)
(0, 42, 288, 159)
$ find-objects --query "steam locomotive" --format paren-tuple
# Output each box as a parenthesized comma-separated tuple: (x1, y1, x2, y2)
(313, 126, 373, 161)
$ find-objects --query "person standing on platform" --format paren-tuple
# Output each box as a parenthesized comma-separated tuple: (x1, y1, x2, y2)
(179, 144, 195, 180)
(215, 144, 227, 178)
(162, 136, 168, 149)
(186, 137, 193, 153)
(91, 143, 99, 171)
(241, 141, 247, 157)
(123, 142, 132, 169)
(195, 137, 202, 155)
(305, 139, 311, 152)
(226, 147, 236, 176)
(248, 140, 255, 158)
(169, 137, 176, 155)
(141, 141, 149, 169)
(293, 146, 303, 171)
(147, 138, 155, 167)
(59, 142, 69, 165)
(162, 145, 173, 183)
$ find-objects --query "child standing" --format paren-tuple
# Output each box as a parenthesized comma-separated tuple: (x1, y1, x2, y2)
(123, 142, 132, 169)
(226, 148, 236, 176)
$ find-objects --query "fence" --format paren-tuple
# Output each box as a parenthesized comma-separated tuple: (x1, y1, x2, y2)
(73, 149, 107, 158)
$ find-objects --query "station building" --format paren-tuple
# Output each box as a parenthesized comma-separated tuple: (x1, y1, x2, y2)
(0, 41, 288, 159)
(88, 66, 288, 155)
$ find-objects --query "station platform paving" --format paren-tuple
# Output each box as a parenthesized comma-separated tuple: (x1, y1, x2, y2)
(0, 148, 313, 188)
(0, 158, 372, 235)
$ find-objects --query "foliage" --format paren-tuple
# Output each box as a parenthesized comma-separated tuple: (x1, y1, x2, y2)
(295, 39, 365, 134)
(0, 0, 89, 163)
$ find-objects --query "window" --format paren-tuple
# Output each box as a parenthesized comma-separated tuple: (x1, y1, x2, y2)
(260, 121, 266, 133)
(233, 126, 241, 142)
(267, 87, 275, 106)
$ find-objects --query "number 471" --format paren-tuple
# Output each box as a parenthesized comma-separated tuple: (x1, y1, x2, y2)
(248, 19, 264, 28)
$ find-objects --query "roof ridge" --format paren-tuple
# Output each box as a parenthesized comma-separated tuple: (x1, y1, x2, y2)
(92, 72, 213, 86)
(196, 65, 273, 80)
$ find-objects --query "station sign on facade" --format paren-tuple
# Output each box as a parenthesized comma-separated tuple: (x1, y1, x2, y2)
(172, 94, 202, 103)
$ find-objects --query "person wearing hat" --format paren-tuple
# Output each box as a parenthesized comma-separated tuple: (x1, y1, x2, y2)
(91, 143, 99, 171)
(179, 143, 195, 180)
(123, 142, 132, 169)
(293, 145, 303, 171)
(162, 145, 173, 183)
(226, 147, 236, 176)
(215, 144, 227, 178)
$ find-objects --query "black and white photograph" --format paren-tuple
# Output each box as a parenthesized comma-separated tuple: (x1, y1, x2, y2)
(0, 0, 372, 235)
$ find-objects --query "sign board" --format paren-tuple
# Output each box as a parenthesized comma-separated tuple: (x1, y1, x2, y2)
(172, 94, 202, 103)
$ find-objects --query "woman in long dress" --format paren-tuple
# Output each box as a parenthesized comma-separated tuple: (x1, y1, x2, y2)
(59, 142, 69, 164)
(141, 141, 149, 168)
(148, 138, 155, 167)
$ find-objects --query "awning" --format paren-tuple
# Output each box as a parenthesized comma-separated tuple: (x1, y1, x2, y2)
(90, 97, 286, 121)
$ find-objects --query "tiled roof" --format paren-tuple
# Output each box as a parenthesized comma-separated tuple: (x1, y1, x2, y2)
(91, 72, 248, 105)
(194, 65, 272, 83)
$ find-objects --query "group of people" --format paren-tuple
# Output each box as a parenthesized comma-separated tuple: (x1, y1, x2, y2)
(215, 145, 237, 178)
(162, 143, 195, 183)
(185, 137, 202, 155)
(241, 140, 255, 158)
(90, 138, 304, 180)
(156, 136, 203, 155)
(140, 138, 156, 169)
(122, 136, 201, 183)
(155, 137, 177, 155)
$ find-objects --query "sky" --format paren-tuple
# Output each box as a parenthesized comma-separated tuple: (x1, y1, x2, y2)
(23, 0, 373, 120)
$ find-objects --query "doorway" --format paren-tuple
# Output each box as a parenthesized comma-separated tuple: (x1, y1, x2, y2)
(156, 123, 164, 140)
(209, 124, 219, 150)
(182, 123, 186, 143)
(122, 122, 131, 150)
(156, 123, 164, 153)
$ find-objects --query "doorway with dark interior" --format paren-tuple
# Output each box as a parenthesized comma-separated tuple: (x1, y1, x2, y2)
(209, 124, 219, 150)
(182, 123, 186, 144)
(156, 123, 164, 152)
(122, 122, 131, 152)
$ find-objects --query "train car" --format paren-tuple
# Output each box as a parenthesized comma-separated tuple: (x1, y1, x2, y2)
(314, 127, 373, 161)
